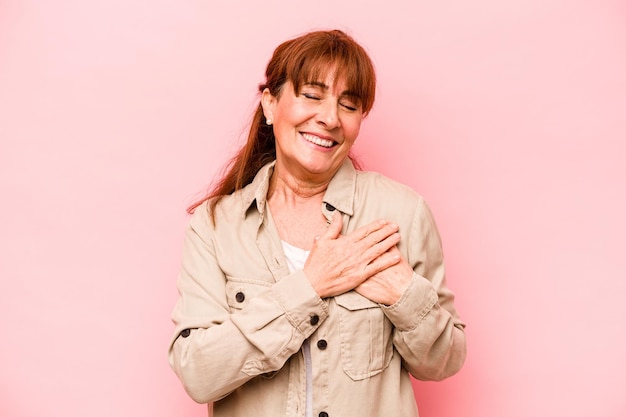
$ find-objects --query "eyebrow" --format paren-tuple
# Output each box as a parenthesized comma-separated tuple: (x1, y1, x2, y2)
(304, 81, 360, 98)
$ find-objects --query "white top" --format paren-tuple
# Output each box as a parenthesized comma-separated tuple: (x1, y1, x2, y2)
(281, 239, 310, 272)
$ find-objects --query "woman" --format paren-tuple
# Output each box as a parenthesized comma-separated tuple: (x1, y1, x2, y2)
(169, 29, 466, 417)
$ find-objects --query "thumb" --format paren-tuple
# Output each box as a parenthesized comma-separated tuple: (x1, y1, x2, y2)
(322, 210, 342, 239)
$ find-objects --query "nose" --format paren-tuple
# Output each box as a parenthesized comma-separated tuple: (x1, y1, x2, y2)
(316, 99, 340, 129)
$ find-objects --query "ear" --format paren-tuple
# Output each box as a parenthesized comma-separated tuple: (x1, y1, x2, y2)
(260, 88, 276, 123)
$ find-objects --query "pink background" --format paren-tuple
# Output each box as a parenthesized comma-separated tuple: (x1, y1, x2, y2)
(2, 1, 625, 416)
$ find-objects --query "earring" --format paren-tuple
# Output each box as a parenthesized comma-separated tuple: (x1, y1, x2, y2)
(266, 119, 272, 126)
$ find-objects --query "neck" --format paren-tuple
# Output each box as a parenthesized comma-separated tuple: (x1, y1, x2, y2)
(268, 172, 328, 203)
(268, 167, 329, 204)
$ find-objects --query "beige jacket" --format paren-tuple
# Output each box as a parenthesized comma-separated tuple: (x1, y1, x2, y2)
(169, 159, 466, 417)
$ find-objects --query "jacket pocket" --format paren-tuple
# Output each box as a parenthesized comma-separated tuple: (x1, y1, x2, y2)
(225, 278, 272, 311)
(334, 291, 394, 380)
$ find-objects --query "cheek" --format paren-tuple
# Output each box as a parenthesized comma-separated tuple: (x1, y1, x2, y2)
(274, 98, 311, 125)
(343, 118, 362, 142)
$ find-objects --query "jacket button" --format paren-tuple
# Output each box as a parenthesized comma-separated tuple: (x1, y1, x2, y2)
(310, 315, 319, 325)
(235, 292, 245, 303)
(319, 412, 329, 417)
(317, 339, 327, 350)
(180, 329, 191, 338)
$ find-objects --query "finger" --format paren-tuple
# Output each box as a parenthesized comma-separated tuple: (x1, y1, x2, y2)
(363, 248, 402, 276)
(320, 210, 342, 240)
(360, 222, 399, 247)
(348, 219, 390, 242)
(361, 232, 400, 263)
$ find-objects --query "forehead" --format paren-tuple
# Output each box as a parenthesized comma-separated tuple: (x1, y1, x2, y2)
(294, 64, 357, 95)
(303, 75, 352, 94)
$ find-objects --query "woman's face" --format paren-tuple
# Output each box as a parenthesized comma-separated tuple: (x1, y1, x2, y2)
(262, 74, 364, 182)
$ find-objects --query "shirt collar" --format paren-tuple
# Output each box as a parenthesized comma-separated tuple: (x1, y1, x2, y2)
(240, 158, 357, 218)
(240, 160, 275, 220)
(322, 158, 356, 216)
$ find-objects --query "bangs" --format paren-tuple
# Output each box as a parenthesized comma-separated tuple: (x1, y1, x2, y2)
(291, 54, 373, 111)
(266, 30, 376, 113)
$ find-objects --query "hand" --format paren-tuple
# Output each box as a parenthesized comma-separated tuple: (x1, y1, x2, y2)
(355, 246, 414, 305)
(304, 211, 402, 298)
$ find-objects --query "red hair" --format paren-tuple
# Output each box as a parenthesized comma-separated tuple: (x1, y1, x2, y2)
(188, 29, 376, 216)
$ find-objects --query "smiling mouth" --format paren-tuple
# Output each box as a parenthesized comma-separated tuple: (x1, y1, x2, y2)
(301, 133, 337, 148)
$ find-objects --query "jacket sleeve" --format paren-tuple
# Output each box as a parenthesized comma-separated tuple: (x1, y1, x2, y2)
(381, 197, 466, 381)
(168, 206, 328, 404)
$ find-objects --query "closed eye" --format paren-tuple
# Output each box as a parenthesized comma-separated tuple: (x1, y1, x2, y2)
(303, 93, 321, 100)
(340, 102, 358, 111)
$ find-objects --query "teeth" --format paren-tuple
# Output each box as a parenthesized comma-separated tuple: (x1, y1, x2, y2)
(302, 133, 334, 148)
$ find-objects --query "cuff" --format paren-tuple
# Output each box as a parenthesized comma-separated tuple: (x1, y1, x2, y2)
(381, 273, 438, 331)
(271, 270, 329, 336)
